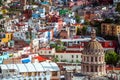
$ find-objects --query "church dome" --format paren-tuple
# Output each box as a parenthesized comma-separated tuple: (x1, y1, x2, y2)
(83, 41, 104, 54)
(83, 28, 104, 54)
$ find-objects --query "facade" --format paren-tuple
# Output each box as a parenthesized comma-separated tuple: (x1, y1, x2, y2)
(0, 61, 60, 80)
(55, 51, 82, 63)
(1, 33, 12, 43)
(81, 28, 106, 77)
(101, 23, 120, 36)
(38, 48, 55, 57)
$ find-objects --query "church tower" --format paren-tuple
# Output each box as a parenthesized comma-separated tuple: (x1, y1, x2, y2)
(81, 27, 106, 77)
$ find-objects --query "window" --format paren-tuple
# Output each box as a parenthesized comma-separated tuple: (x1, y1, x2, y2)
(91, 66, 93, 72)
(86, 66, 89, 72)
(52, 71, 57, 76)
(95, 57, 97, 62)
(49, 51, 51, 54)
(9, 69, 15, 72)
(72, 55, 74, 58)
(61, 55, 63, 58)
(95, 66, 97, 72)
(76, 55, 78, 58)
(87, 57, 89, 62)
(44, 78, 47, 80)
(91, 57, 93, 62)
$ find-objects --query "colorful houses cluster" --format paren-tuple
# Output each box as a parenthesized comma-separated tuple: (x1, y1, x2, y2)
(0, 0, 120, 80)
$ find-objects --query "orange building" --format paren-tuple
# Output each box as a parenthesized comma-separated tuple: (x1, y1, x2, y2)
(101, 23, 120, 36)
(1, 33, 12, 43)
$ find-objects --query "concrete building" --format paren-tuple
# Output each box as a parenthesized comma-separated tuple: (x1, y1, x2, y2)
(81, 28, 106, 77)
(0, 61, 60, 80)
(38, 48, 55, 58)
(101, 23, 120, 37)
(55, 51, 82, 63)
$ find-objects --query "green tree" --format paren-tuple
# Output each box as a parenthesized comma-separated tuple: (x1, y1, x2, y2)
(82, 26, 87, 35)
(93, 21, 102, 35)
(105, 50, 119, 66)
(75, 15, 80, 23)
(53, 56, 59, 62)
(0, 15, 3, 19)
(76, 59, 80, 63)
(50, 40, 66, 51)
(116, 2, 120, 13)
(0, 0, 3, 6)
(76, 27, 81, 35)
(61, 59, 67, 62)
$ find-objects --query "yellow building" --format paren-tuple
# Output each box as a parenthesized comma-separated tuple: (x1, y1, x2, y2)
(101, 23, 120, 36)
(1, 33, 12, 43)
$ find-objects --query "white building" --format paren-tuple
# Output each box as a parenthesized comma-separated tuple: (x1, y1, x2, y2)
(0, 61, 60, 80)
(55, 51, 82, 63)
(38, 48, 55, 56)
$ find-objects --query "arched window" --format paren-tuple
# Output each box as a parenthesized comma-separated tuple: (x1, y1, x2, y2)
(91, 57, 93, 62)
(91, 66, 93, 72)
(44, 77, 47, 80)
(87, 57, 89, 62)
(95, 66, 97, 72)
(95, 57, 97, 62)
(86, 66, 89, 72)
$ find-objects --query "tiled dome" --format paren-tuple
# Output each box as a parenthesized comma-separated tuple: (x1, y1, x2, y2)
(83, 40, 104, 54)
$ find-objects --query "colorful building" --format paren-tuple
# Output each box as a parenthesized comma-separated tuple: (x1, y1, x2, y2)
(101, 23, 120, 36)
(1, 33, 12, 43)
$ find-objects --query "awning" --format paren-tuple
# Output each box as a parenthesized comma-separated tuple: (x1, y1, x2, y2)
(35, 56, 47, 62)
(21, 59, 30, 63)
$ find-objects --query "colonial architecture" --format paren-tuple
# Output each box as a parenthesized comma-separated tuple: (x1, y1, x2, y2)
(81, 28, 106, 77)
(101, 23, 120, 37)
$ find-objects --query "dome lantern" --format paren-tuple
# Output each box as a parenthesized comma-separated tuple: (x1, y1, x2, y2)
(91, 27, 96, 41)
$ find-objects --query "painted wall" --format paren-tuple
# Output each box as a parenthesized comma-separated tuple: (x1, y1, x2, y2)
(1, 33, 12, 43)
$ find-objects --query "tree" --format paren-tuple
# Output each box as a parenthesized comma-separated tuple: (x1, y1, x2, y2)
(81, 26, 87, 35)
(75, 15, 80, 23)
(0, 15, 3, 19)
(92, 21, 102, 36)
(76, 27, 81, 35)
(53, 56, 59, 62)
(50, 40, 66, 51)
(0, 0, 3, 6)
(105, 50, 119, 66)
(76, 59, 80, 63)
